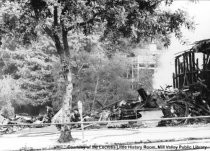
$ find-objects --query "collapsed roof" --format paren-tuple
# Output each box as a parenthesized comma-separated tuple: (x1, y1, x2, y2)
(192, 39, 210, 54)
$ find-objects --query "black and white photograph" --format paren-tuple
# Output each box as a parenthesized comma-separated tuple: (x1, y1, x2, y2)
(0, 0, 210, 150)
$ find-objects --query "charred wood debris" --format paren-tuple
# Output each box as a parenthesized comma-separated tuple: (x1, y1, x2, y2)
(158, 39, 210, 126)
(0, 106, 54, 134)
(1, 39, 210, 134)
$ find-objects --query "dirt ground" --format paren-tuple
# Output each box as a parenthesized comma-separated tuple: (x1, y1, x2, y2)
(0, 110, 210, 151)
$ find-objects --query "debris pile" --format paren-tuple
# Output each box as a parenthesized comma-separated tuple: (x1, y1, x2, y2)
(101, 88, 158, 121)
(0, 114, 32, 135)
(97, 88, 159, 128)
(158, 83, 210, 126)
(0, 106, 54, 135)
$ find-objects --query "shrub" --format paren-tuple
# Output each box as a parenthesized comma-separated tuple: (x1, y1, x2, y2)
(1, 105, 15, 119)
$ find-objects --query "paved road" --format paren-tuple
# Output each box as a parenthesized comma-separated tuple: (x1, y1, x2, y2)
(0, 124, 210, 151)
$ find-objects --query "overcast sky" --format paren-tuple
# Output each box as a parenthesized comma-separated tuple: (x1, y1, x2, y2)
(169, 0, 210, 52)
(153, 0, 210, 89)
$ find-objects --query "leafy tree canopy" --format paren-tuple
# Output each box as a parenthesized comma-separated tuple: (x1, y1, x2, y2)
(0, 36, 61, 107)
(0, 0, 194, 52)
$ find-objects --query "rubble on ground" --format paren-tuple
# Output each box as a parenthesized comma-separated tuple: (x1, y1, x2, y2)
(0, 106, 54, 135)
(157, 83, 210, 126)
(99, 88, 158, 121)
(52, 87, 159, 130)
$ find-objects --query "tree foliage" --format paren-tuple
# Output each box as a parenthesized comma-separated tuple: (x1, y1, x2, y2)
(0, 75, 20, 118)
(72, 49, 137, 112)
(0, 75, 22, 105)
(50, 32, 137, 112)
(0, 0, 194, 50)
(0, 37, 62, 107)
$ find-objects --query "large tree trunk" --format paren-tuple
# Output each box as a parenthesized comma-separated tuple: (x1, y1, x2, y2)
(58, 59, 74, 143)
(48, 5, 73, 142)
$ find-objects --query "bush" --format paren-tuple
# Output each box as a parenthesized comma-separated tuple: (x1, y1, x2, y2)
(1, 105, 15, 119)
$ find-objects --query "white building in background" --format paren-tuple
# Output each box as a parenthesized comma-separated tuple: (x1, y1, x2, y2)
(127, 44, 163, 90)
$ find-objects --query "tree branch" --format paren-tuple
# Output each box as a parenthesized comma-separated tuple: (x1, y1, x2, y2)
(43, 25, 63, 56)
(61, 21, 69, 56)
(43, 26, 63, 55)
(43, 26, 54, 40)
(67, 12, 101, 31)
(54, 6, 58, 26)
(54, 33, 63, 56)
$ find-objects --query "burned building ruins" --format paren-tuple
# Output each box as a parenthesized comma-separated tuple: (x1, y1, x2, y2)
(159, 39, 210, 126)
